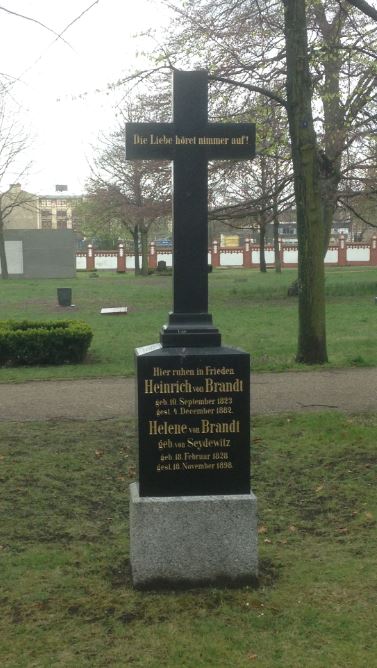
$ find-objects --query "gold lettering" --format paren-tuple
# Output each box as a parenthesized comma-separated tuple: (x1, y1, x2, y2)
(172, 368, 195, 376)
(232, 136, 248, 145)
(205, 366, 234, 375)
(205, 378, 243, 393)
(175, 135, 196, 145)
(153, 367, 171, 376)
(149, 421, 188, 436)
(150, 134, 173, 145)
(144, 379, 193, 394)
(181, 462, 216, 470)
(201, 419, 240, 434)
(133, 134, 148, 145)
(156, 463, 172, 472)
(157, 438, 173, 449)
(186, 437, 231, 448)
(179, 407, 215, 415)
(184, 452, 211, 461)
(179, 397, 215, 407)
(198, 136, 230, 145)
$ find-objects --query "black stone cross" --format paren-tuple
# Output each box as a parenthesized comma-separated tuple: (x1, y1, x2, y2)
(126, 70, 255, 347)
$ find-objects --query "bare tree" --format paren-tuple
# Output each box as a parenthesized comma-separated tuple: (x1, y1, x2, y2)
(85, 99, 170, 274)
(83, 167, 169, 275)
(208, 95, 293, 272)
(0, 92, 33, 279)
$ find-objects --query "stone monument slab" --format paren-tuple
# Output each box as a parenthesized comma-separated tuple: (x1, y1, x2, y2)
(130, 482, 258, 589)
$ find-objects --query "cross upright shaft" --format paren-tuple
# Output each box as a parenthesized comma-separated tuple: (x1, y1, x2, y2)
(172, 71, 209, 316)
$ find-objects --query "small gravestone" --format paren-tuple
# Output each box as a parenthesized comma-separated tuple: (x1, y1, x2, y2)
(100, 307, 128, 315)
(127, 70, 258, 588)
(57, 287, 72, 306)
(157, 260, 167, 272)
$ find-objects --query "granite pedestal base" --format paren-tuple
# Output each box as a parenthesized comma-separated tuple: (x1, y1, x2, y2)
(129, 482, 258, 589)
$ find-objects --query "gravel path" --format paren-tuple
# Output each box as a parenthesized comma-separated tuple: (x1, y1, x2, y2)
(1, 367, 376, 421)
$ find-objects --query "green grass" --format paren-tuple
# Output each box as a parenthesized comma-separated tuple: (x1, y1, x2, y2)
(1, 267, 377, 381)
(0, 412, 376, 667)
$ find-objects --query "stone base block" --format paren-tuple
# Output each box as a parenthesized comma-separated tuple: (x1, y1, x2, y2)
(129, 482, 258, 588)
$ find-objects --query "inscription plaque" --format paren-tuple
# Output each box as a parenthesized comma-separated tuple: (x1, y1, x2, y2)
(136, 346, 250, 496)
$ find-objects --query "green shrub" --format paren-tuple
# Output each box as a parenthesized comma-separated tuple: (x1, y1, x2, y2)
(0, 320, 93, 366)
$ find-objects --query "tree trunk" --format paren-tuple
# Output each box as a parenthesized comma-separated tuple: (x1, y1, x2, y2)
(140, 225, 149, 275)
(272, 202, 282, 273)
(320, 50, 343, 251)
(259, 223, 267, 272)
(322, 173, 340, 252)
(284, 0, 328, 364)
(132, 224, 141, 275)
(272, 153, 282, 273)
(313, 3, 344, 253)
(0, 224, 9, 279)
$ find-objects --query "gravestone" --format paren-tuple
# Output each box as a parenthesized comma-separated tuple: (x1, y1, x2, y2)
(127, 70, 258, 587)
(100, 307, 128, 315)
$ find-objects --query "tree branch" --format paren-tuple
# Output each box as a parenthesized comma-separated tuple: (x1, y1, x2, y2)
(0, 4, 72, 48)
(338, 198, 377, 227)
(209, 74, 288, 109)
(345, 0, 377, 21)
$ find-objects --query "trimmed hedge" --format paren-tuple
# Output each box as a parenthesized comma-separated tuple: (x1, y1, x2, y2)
(0, 320, 93, 366)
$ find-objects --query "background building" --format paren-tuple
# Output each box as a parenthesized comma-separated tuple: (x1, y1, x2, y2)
(3, 184, 82, 231)
(2, 183, 38, 229)
(38, 186, 81, 231)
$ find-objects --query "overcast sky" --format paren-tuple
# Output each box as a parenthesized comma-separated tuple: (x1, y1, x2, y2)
(1, 0, 171, 195)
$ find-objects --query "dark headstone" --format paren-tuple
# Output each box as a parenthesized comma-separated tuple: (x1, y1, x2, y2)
(57, 287, 72, 306)
(136, 345, 250, 496)
(157, 260, 167, 271)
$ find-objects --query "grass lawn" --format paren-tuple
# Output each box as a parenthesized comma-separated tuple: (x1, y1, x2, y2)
(0, 267, 377, 381)
(0, 412, 376, 667)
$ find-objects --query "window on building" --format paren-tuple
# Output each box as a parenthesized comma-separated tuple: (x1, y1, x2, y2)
(56, 210, 68, 229)
(71, 207, 80, 231)
(41, 209, 52, 229)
